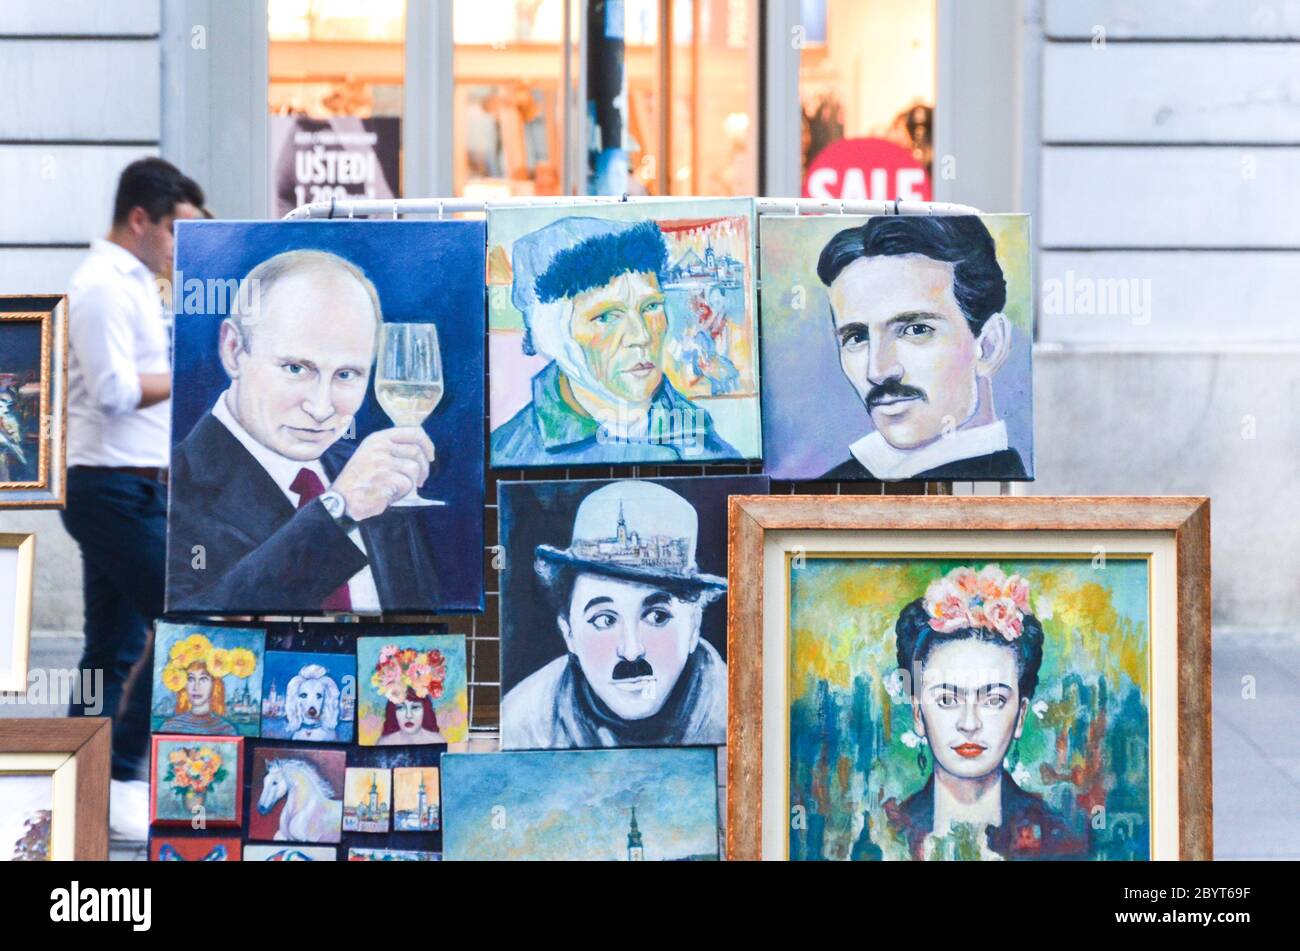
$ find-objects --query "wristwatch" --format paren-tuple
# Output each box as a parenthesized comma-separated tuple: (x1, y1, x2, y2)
(318, 490, 355, 528)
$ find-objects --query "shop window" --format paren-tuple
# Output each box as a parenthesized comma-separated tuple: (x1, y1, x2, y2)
(268, 0, 407, 216)
(798, 0, 935, 201)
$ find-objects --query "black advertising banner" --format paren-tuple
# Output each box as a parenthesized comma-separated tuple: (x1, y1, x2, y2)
(271, 116, 401, 217)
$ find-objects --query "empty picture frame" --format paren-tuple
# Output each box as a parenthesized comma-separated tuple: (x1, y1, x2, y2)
(726, 495, 1212, 861)
(0, 718, 111, 860)
(0, 533, 35, 692)
(0, 296, 68, 508)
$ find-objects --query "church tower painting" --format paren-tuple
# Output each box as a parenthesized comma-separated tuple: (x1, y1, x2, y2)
(627, 805, 644, 861)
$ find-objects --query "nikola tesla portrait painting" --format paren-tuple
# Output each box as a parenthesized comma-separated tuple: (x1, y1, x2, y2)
(165, 220, 485, 616)
(759, 214, 1033, 482)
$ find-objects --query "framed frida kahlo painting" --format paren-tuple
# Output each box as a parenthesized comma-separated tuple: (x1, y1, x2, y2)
(726, 496, 1211, 861)
(0, 295, 68, 509)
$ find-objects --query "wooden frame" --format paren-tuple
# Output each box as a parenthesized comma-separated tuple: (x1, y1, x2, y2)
(0, 718, 111, 860)
(726, 495, 1212, 861)
(0, 532, 36, 692)
(149, 734, 245, 829)
(0, 296, 69, 509)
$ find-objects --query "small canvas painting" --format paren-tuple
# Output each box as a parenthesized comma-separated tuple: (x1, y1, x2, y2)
(150, 735, 243, 828)
(488, 199, 761, 467)
(760, 214, 1033, 481)
(356, 634, 468, 746)
(244, 845, 336, 861)
(249, 747, 345, 844)
(499, 475, 765, 749)
(151, 623, 265, 736)
(261, 650, 356, 743)
(342, 767, 391, 833)
(150, 837, 241, 861)
(0, 774, 52, 861)
(348, 848, 440, 861)
(441, 748, 720, 861)
(392, 766, 439, 832)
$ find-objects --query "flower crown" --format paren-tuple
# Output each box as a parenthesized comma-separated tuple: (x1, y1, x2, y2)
(162, 633, 257, 692)
(922, 565, 1030, 641)
(372, 645, 447, 706)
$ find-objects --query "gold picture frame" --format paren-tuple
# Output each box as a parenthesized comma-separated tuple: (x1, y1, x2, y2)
(0, 296, 68, 509)
(0, 533, 35, 693)
(0, 718, 111, 860)
(726, 495, 1212, 861)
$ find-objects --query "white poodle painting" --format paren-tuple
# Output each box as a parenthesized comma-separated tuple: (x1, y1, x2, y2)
(262, 652, 356, 743)
(286, 665, 341, 741)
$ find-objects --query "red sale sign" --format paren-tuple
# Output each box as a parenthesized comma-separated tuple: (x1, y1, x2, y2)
(802, 137, 932, 202)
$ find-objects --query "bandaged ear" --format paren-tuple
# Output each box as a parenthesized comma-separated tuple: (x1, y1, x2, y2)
(974, 312, 1012, 377)
(525, 298, 610, 399)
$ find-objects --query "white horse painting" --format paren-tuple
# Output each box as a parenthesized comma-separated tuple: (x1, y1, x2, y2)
(257, 758, 343, 843)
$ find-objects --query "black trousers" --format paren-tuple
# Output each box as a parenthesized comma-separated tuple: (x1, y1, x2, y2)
(60, 467, 166, 781)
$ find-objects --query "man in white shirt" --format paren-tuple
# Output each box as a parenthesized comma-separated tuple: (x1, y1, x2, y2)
(61, 158, 204, 838)
(165, 249, 439, 615)
(816, 215, 1028, 481)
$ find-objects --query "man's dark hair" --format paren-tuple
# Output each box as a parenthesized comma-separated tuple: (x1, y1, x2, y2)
(894, 599, 1045, 700)
(111, 158, 205, 226)
(816, 216, 1006, 336)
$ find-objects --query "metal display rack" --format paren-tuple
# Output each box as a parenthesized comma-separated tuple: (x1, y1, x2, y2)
(281, 194, 991, 734)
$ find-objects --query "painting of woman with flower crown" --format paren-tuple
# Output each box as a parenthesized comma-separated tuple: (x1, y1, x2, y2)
(788, 558, 1151, 861)
(150, 623, 264, 736)
(356, 634, 468, 746)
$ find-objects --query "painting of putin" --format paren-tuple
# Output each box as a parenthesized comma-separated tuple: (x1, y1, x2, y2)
(165, 220, 485, 616)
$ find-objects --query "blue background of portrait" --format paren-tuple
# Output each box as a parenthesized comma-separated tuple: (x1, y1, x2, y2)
(0, 322, 43, 376)
(171, 220, 486, 612)
(0, 321, 46, 483)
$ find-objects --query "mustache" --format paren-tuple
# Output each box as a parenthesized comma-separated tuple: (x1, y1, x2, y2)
(612, 657, 654, 680)
(866, 379, 927, 412)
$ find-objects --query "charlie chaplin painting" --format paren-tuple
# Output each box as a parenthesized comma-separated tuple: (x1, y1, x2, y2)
(487, 200, 762, 467)
(760, 214, 1033, 481)
(499, 474, 767, 749)
(165, 220, 485, 615)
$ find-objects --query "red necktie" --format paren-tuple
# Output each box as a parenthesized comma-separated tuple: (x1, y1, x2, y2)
(289, 467, 353, 612)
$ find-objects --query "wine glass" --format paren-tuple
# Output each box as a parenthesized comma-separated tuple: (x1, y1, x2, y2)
(375, 322, 444, 507)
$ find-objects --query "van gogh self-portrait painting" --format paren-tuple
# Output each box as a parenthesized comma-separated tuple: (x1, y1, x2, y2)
(487, 199, 760, 466)
(788, 557, 1150, 861)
